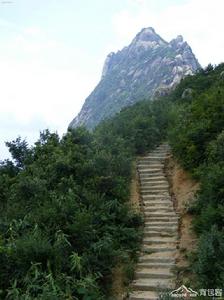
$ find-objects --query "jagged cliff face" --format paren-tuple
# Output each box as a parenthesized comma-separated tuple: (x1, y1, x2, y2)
(69, 27, 200, 129)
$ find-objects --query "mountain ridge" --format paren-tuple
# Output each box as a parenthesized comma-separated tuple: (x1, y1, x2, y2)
(69, 27, 200, 129)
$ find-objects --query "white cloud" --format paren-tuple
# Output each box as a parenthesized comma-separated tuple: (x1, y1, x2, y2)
(111, 0, 224, 66)
(23, 26, 42, 36)
(0, 28, 100, 159)
(0, 59, 97, 131)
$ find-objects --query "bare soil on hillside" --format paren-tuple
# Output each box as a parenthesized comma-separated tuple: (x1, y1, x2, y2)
(165, 154, 199, 286)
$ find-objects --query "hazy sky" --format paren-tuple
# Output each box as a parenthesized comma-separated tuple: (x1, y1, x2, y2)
(0, 0, 224, 159)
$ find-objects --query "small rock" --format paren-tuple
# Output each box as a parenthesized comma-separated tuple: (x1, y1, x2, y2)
(220, 71, 224, 80)
(181, 88, 194, 100)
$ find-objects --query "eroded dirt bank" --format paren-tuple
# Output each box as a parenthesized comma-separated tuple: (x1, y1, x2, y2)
(165, 154, 199, 286)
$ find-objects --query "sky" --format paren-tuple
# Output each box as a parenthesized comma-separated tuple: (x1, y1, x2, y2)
(0, 0, 224, 159)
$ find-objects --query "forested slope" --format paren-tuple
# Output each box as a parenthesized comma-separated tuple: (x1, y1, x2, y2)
(0, 99, 168, 299)
(168, 63, 224, 288)
(0, 63, 224, 298)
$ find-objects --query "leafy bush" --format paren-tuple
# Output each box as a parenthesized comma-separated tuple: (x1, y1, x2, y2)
(168, 63, 224, 288)
(0, 96, 168, 298)
(193, 226, 224, 287)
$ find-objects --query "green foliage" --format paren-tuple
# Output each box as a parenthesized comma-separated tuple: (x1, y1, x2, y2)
(0, 95, 168, 298)
(95, 98, 169, 155)
(169, 86, 224, 171)
(2, 60, 223, 296)
(5, 137, 32, 169)
(168, 63, 224, 288)
(193, 226, 224, 288)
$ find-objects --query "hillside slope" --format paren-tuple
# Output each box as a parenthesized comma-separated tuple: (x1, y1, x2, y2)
(1, 63, 224, 298)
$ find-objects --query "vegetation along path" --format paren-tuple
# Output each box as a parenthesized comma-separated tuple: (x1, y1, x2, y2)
(129, 144, 178, 300)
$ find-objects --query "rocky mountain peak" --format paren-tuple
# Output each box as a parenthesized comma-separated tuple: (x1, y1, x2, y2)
(69, 27, 200, 129)
(135, 27, 162, 42)
(170, 35, 184, 45)
(130, 27, 167, 51)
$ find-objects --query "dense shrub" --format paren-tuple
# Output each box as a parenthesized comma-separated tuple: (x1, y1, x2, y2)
(0, 98, 167, 298)
(193, 226, 224, 287)
(1, 61, 224, 296)
(168, 63, 224, 288)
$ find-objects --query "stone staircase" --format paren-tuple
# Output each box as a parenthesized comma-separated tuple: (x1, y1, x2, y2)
(128, 144, 178, 300)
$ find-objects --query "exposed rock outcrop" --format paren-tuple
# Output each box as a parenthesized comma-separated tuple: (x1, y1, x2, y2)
(69, 27, 200, 129)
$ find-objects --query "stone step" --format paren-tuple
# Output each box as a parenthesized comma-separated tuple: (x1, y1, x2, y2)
(143, 237, 177, 245)
(141, 183, 168, 187)
(143, 232, 177, 238)
(142, 199, 173, 204)
(152, 148, 169, 151)
(142, 194, 170, 198)
(139, 255, 175, 263)
(139, 150, 166, 156)
(142, 198, 171, 203)
(141, 181, 167, 185)
(141, 191, 169, 196)
(141, 192, 169, 196)
(139, 168, 164, 172)
(140, 176, 166, 181)
(145, 214, 179, 219)
(143, 204, 173, 209)
(141, 185, 168, 190)
(140, 175, 165, 180)
(141, 181, 168, 187)
(143, 202, 172, 206)
(144, 226, 177, 232)
(155, 147, 169, 150)
(141, 190, 169, 195)
(140, 181, 167, 185)
(137, 160, 164, 168)
(143, 228, 177, 238)
(141, 193, 169, 198)
(142, 245, 177, 253)
(140, 174, 165, 179)
(135, 268, 173, 280)
(142, 201, 172, 206)
(149, 152, 168, 156)
(143, 201, 172, 206)
(146, 213, 178, 217)
(128, 290, 158, 300)
(138, 262, 175, 269)
(144, 152, 168, 155)
(145, 217, 179, 222)
(145, 221, 178, 226)
(141, 184, 169, 189)
(140, 176, 165, 180)
(138, 167, 163, 175)
(144, 210, 176, 215)
(137, 168, 164, 173)
(138, 163, 163, 167)
(143, 207, 174, 213)
(142, 157, 166, 161)
(144, 213, 176, 218)
(141, 186, 169, 191)
(131, 278, 174, 291)
(144, 224, 178, 229)
(139, 169, 163, 174)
